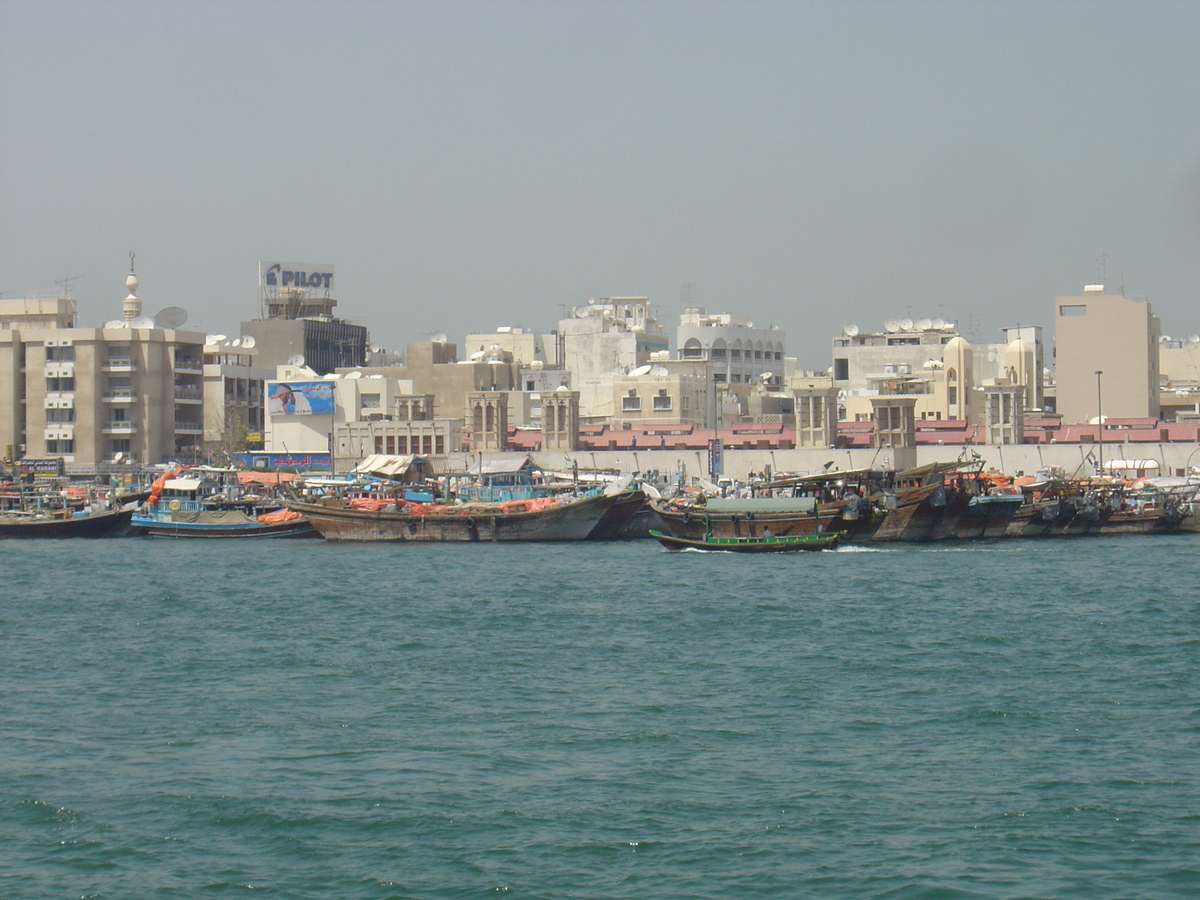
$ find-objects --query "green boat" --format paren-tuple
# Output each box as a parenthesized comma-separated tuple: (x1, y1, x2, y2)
(649, 529, 840, 553)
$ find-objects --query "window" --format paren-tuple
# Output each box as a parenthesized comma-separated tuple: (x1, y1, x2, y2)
(46, 408, 74, 423)
(46, 377, 75, 392)
(46, 346, 74, 361)
(111, 408, 129, 423)
(361, 393, 381, 409)
(833, 358, 849, 380)
(1059, 305, 1087, 316)
(110, 439, 131, 454)
(46, 439, 74, 454)
(653, 395, 672, 410)
(622, 395, 642, 411)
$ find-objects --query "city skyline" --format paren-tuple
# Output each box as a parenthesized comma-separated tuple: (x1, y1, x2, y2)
(3, 1, 1199, 364)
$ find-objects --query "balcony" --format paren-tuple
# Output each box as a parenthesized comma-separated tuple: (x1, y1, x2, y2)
(175, 385, 204, 404)
(102, 422, 137, 434)
(174, 421, 204, 434)
(102, 389, 134, 403)
(102, 358, 136, 372)
(174, 358, 203, 374)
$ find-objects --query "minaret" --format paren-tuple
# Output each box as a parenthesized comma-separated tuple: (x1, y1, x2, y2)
(122, 251, 141, 322)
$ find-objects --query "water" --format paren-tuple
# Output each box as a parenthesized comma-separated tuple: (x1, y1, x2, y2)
(2, 536, 1198, 899)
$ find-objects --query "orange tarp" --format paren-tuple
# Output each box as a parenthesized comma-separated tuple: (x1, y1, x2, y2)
(257, 508, 302, 523)
(238, 471, 299, 486)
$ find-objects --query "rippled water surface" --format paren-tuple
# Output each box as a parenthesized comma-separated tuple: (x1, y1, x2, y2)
(2, 536, 1198, 899)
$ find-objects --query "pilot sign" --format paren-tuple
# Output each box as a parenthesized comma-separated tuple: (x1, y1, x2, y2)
(258, 261, 334, 293)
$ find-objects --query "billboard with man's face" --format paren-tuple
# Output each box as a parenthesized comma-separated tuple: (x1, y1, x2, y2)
(267, 382, 335, 417)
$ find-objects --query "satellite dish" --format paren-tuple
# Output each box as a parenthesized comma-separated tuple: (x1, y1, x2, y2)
(884, 319, 900, 333)
(154, 306, 188, 328)
(931, 316, 946, 329)
(630, 365, 653, 376)
(941, 321, 956, 332)
(1161, 335, 1173, 343)
(469, 350, 485, 361)
(241, 335, 256, 349)
(431, 332, 448, 344)
(207, 334, 227, 344)
(843, 323, 859, 336)
(347, 370, 362, 379)
(916, 317, 933, 331)
(131, 315, 155, 329)
(649, 366, 669, 376)
(760, 371, 774, 381)
(1187, 334, 1200, 345)
(899, 317, 913, 332)
(369, 344, 382, 354)
(286, 353, 306, 367)
(103, 320, 126, 329)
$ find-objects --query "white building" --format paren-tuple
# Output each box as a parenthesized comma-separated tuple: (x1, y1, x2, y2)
(677, 306, 786, 386)
(558, 297, 669, 385)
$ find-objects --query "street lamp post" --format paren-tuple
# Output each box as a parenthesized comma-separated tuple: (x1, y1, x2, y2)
(1095, 370, 1104, 477)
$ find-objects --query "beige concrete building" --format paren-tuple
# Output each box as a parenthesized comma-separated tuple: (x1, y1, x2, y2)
(1, 320, 207, 467)
(464, 326, 556, 367)
(203, 339, 272, 458)
(607, 367, 710, 431)
(1054, 286, 1160, 424)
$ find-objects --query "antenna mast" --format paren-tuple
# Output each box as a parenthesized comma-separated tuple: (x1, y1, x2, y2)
(55, 275, 84, 298)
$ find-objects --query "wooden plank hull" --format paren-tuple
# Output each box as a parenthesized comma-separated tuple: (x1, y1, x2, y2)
(650, 496, 868, 542)
(131, 518, 318, 538)
(650, 529, 840, 553)
(0, 507, 134, 538)
(288, 492, 617, 542)
(586, 490, 650, 540)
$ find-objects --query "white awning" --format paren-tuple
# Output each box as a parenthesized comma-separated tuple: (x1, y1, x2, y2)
(353, 454, 415, 477)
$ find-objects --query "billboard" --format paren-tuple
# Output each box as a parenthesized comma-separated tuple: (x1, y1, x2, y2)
(267, 381, 335, 416)
(258, 261, 334, 295)
(233, 452, 332, 471)
(707, 439, 724, 477)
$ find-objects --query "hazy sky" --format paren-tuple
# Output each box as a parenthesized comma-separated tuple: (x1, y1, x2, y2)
(3, 0, 1199, 365)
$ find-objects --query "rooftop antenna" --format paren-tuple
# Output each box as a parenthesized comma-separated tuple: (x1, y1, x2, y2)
(55, 275, 84, 298)
(680, 282, 695, 311)
(1096, 251, 1108, 287)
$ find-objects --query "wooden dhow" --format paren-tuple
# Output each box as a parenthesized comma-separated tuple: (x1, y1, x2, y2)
(286, 488, 621, 542)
